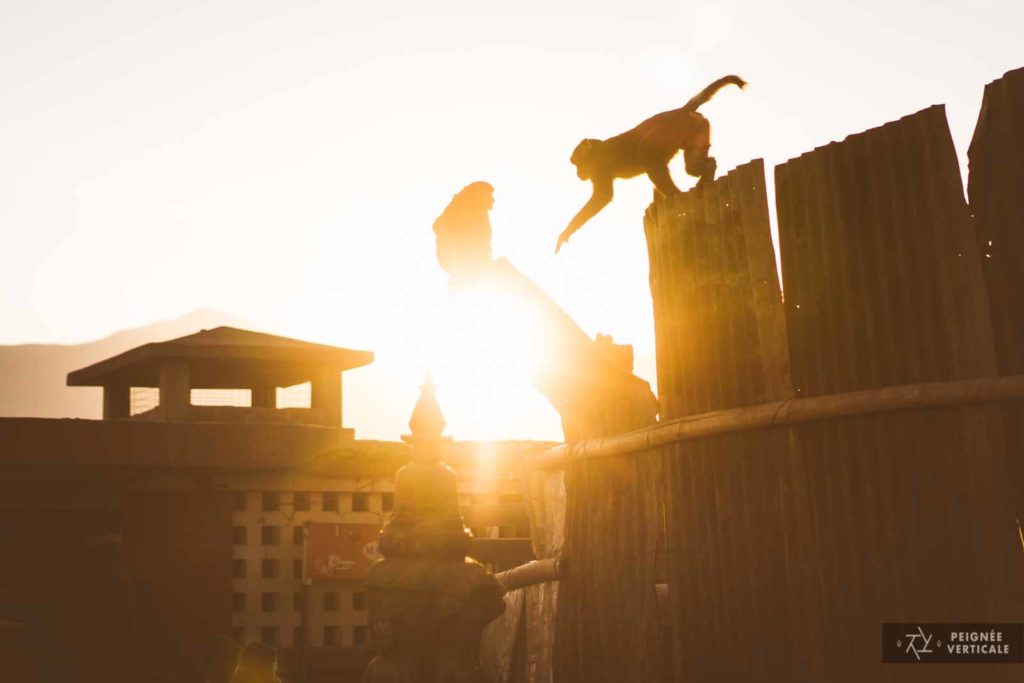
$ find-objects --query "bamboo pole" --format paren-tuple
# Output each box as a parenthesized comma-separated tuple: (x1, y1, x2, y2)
(535, 374, 1024, 470)
(494, 558, 563, 592)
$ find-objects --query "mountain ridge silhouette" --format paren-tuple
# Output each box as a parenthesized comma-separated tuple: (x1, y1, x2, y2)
(0, 308, 251, 419)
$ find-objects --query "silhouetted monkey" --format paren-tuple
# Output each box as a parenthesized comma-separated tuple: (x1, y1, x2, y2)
(433, 181, 494, 278)
(555, 75, 746, 253)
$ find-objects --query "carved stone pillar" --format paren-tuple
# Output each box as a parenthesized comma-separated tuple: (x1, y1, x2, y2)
(362, 377, 505, 683)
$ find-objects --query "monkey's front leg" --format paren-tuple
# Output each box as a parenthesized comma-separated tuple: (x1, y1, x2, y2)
(646, 165, 682, 197)
(684, 144, 716, 187)
(555, 180, 613, 254)
(696, 157, 717, 186)
(555, 229, 573, 254)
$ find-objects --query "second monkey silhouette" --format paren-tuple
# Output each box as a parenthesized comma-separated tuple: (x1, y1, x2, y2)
(556, 75, 746, 253)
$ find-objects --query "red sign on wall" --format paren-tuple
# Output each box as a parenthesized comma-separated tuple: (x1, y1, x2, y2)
(304, 523, 382, 580)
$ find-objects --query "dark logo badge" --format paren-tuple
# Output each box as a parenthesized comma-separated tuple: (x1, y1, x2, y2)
(883, 623, 1023, 663)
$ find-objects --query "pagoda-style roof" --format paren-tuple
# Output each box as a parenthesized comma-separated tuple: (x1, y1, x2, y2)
(67, 326, 373, 388)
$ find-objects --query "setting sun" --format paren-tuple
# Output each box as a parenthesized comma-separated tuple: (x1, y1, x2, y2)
(430, 272, 552, 441)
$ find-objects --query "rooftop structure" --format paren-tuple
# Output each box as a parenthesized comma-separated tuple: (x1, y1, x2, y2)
(67, 326, 373, 429)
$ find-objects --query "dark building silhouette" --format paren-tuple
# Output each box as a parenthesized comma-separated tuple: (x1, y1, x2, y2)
(67, 326, 372, 428)
(0, 327, 532, 683)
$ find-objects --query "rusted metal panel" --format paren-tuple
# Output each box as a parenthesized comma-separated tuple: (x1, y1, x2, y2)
(480, 587, 525, 683)
(529, 75, 1024, 682)
(775, 105, 996, 397)
(969, 66, 1024, 376)
(643, 161, 792, 681)
(553, 451, 664, 683)
(798, 407, 1021, 682)
(661, 407, 1024, 682)
(524, 581, 558, 683)
(967, 64, 1024, 566)
(663, 427, 825, 681)
(518, 467, 564, 683)
(645, 159, 791, 419)
(644, 103, 1022, 682)
(769, 104, 1020, 674)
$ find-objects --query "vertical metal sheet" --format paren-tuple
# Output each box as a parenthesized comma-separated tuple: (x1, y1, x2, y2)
(643, 160, 799, 681)
(775, 105, 996, 396)
(480, 587, 525, 683)
(553, 450, 665, 683)
(644, 103, 1024, 683)
(768, 105, 1022, 680)
(967, 67, 1024, 524)
(969, 66, 1024, 376)
(644, 159, 791, 419)
(518, 467, 565, 683)
(663, 427, 825, 681)
(661, 410, 1023, 682)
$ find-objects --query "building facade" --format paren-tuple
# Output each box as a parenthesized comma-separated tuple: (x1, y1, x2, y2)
(0, 327, 536, 683)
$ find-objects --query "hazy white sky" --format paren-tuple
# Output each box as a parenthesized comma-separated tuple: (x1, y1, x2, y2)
(1, 0, 1020, 440)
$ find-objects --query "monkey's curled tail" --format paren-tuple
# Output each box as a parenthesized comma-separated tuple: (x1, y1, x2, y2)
(684, 75, 747, 111)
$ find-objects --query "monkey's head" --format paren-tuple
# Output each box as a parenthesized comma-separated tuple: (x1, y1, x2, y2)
(453, 181, 495, 212)
(570, 139, 601, 180)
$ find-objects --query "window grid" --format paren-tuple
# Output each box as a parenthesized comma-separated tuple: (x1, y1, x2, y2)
(261, 559, 279, 579)
(261, 526, 280, 546)
(277, 382, 311, 409)
(230, 481, 520, 652)
(190, 388, 252, 407)
(323, 625, 339, 647)
(129, 387, 160, 416)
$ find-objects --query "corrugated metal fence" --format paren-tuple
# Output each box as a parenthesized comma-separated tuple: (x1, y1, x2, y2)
(970, 66, 1024, 377)
(645, 159, 791, 417)
(969, 66, 1024, 524)
(776, 104, 995, 394)
(635, 71, 1024, 683)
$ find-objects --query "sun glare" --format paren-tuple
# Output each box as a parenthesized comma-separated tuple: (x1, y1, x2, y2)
(428, 273, 552, 441)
